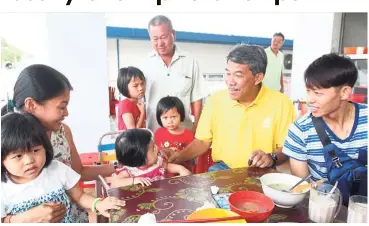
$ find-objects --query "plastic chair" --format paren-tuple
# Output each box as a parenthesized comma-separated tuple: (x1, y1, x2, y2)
(94, 130, 123, 191)
(194, 148, 215, 174)
(78, 153, 106, 189)
(78, 131, 122, 190)
(77, 131, 123, 223)
(95, 176, 111, 223)
(79, 152, 108, 165)
(97, 131, 122, 164)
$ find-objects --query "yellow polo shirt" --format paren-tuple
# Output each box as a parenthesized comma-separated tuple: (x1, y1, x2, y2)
(195, 85, 295, 168)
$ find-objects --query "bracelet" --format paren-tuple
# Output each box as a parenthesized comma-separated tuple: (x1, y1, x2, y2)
(92, 198, 103, 216)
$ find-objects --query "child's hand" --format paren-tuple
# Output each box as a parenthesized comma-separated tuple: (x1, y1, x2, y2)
(137, 102, 145, 112)
(134, 177, 152, 186)
(179, 168, 192, 177)
(96, 197, 126, 217)
(167, 163, 192, 177)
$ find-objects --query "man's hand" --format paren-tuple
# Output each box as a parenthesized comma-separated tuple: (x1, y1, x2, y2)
(248, 150, 274, 168)
(160, 148, 179, 163)
(167, 151, 180, 164)
(162, 139, 210, 164)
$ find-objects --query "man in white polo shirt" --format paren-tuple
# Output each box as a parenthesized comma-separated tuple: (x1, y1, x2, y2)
(264, 32, 285, 93)
(140, 15, 208, 133)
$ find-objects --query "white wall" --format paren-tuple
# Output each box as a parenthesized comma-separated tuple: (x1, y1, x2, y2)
(290, 13, 336, 101)
(107, 39, 119, 86)
(45, 13, 110, 153)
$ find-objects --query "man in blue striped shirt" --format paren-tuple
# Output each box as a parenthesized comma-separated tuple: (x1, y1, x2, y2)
(283, 53, 367, 181)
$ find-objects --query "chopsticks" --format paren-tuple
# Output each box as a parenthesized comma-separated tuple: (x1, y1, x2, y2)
(159, 215, 244, 223)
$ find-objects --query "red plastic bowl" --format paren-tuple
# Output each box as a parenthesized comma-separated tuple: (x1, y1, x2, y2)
(228, 191, 274, 223)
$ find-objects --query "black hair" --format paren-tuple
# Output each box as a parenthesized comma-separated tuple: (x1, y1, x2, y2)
(13, 64, 73, 111)
(117, 66, 146, 98)
(1, 113, 54, 182)
(115, 129, 153, 167)
(273, 32, 285, 41)
(304, 53, 358, 89)
(156, 96, 185, 127)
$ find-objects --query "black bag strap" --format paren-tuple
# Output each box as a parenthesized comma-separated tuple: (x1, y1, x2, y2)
(311, 114, 331, 146)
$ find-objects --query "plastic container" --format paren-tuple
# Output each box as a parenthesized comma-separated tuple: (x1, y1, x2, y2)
(187, 208, 246, 223)
(228, 191, 274, 223)
(344, 47, 368, 54)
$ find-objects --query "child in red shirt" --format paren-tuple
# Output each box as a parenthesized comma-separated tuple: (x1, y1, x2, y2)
(110, 129, 191, 188)
(154, 96, 195, 177)
(117, 67, 146, 130)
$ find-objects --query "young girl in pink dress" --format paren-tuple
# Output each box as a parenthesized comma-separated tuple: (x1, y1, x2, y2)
(110, 129, 191, 188)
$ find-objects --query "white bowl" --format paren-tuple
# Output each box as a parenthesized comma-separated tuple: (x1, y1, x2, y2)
(259, 173, 310, 208)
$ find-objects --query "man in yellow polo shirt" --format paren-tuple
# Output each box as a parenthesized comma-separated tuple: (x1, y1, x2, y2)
(167, 44, 295, 171)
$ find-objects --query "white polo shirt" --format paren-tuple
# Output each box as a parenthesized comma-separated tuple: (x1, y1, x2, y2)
(140, 45, 208, 132)
(264, 47, 284, 91)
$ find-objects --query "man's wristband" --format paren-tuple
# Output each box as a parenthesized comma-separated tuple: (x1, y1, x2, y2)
(269, 153, 278, 169)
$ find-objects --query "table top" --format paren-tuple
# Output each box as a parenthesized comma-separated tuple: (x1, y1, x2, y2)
(107, 167, 347, 223)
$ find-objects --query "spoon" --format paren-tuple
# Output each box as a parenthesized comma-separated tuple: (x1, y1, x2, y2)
(328, 181, 338, 194)
(291, 178, 325, 193)
(282, 174, 312, 193)
(325, 181, 338, 198)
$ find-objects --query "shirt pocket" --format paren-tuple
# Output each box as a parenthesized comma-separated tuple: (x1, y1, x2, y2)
(177, 73, 193, 97)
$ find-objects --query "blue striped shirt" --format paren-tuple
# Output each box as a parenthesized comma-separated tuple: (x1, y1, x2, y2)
(282, 103, 367, 181)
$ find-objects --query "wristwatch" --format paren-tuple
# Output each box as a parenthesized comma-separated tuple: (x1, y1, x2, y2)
(269, 153, 278, 169)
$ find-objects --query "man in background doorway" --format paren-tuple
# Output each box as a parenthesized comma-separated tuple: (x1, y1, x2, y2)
(264, 32, 285, 93)
(140, 15, 208, 133)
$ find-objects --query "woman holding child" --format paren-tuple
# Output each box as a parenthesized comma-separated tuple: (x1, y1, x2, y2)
(2, 64, 116, 222)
